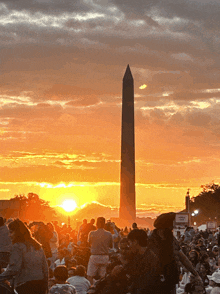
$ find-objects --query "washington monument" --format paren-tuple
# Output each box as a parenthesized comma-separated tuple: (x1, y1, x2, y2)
(119, 65, 136, 222)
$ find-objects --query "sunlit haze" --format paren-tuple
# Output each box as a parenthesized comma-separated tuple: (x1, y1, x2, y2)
(0, 0, 220, 218)
(61, 199, 78, 213)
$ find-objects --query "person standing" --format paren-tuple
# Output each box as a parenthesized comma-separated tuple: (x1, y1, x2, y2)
(125, 229, 161, 294)
(80, 219, 96, 247)
(34, 222, 53, 259)
(0, 217, 12, 270)
(87, 217, 113, 285)
(0, 217, 12, 252)
(77, 219, 88, 245)
(47, 222, 59, 269)
(0, 219, 48, 294)
(148, 212, 202, 294)
(132, 222, 138, 230)
(86, 219, 96, 233)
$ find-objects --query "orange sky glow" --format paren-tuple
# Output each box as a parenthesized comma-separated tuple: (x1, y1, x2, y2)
(0, 0, 220, 218)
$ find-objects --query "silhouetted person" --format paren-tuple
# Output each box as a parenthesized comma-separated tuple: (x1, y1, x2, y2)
(77, 219, 88, 244)
(148, 212, 202, 294)
(0, 217, 12, 270)
(87, 217, 113, 285)
(132, 222, 138, 230)
(126, 229, 161, 294)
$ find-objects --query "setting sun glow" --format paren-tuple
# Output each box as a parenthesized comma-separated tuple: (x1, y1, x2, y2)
(61, 200, 77, 212)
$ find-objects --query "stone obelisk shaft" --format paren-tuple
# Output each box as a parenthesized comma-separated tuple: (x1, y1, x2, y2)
(119, 65, 136, 222)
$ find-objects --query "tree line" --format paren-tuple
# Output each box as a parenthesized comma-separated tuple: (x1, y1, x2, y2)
(190, 183, 220, 224)
(3, 183, 220, 223)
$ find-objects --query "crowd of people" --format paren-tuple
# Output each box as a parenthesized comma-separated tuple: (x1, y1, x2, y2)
(1, 213, 220, 294)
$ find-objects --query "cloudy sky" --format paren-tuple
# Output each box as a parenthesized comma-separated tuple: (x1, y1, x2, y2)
(0, 0, 220, 216)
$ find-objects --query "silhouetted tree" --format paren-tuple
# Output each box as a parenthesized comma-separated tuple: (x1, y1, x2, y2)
(10, 193, 56, 222)
(190, 183, 220, 223)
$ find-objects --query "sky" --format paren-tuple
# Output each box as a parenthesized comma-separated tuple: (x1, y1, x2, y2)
(0, 0, 220, 217)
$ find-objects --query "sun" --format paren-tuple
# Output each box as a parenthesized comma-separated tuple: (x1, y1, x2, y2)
(61, 199, 77, 212)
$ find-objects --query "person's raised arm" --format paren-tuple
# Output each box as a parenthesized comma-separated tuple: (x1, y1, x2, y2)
(178, 250, 201, 279)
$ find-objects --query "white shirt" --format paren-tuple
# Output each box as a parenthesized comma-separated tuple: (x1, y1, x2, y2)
(211, 287, 220, 294)
(67, 276, 90, 294)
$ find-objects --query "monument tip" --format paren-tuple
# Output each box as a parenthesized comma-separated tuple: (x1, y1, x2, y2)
(123, 64, 133, 80)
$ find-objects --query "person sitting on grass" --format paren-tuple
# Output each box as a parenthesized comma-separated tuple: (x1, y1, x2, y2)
(49, 265, 76, 294)
(209, 275, 220, 294)
(67, 265, 90, 294)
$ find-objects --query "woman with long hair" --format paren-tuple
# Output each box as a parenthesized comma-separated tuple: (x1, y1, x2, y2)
(0, 219, 48, 294)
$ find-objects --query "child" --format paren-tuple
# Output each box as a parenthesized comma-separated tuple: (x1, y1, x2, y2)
(67, 265, 90, 294)
(49, 265, 76, 294)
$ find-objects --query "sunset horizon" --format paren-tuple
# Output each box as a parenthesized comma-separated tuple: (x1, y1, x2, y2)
(1, 0, 220, 219)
